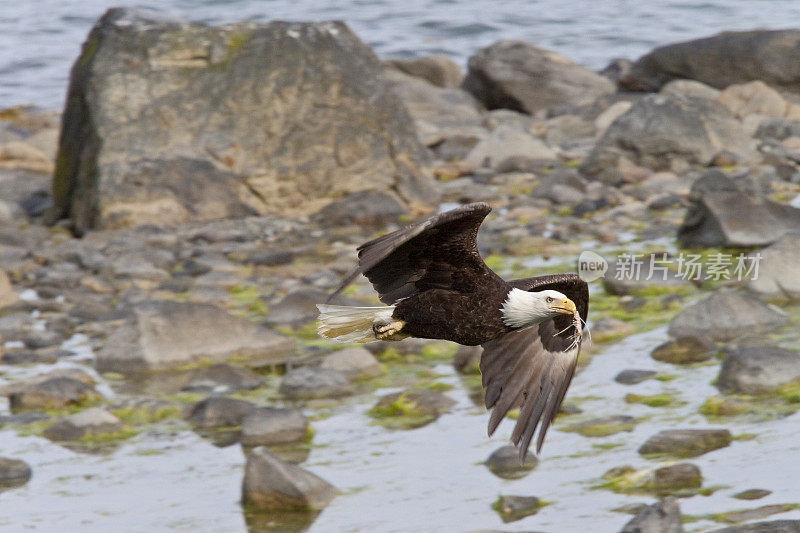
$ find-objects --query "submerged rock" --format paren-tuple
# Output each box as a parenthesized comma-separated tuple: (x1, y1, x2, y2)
(651, 336, 716, 364)
(492, 495, 543, 523)
(462, 40, 614, 114)
(241, 407, 309, 447)
(747, 232, 800, 301)
(182, 363, 265, 394)
(319, 348, 381, 380)
(708, 521, 800, 533)
(717, 345, 800, 394)
(563, 415, 638, 437)
(733, 489, 772, 500)
(279, 367, 353, 400)
(43, 407, 124, 441)
(96, 300, 295, 373)
(582, 94, 753, 175)
(678, 171, 800, 248)
(242, 447, 336, 510)
(620, 496, 683, 533)
(620, 29, 800, 92)
(186, 397, 256, 429)
(668, 289, 790, 342)
(0, 457, 31, 488)
(615, 369, 657, 385)
(639, 429, 732, 458)
(53, 8, 435, 233)
(369, 388, 455, 429)
(485, 445, 538, 480)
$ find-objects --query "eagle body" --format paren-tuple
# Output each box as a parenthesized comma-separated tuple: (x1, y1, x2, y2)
(318, 202, 589, 458)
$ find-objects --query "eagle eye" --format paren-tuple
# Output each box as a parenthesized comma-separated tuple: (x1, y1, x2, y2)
(546, 296, 554, 303)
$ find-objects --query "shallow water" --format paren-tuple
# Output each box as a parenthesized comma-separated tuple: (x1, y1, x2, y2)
(3, 324, 800, 532)
(2, 0, 800, 110)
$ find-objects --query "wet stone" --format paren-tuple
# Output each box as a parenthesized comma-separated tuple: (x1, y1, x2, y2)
(651, 335, 716, 364)
(241, 407, 309, 447)
(563, 415, 637, 437)
(453, 345, 481, 374)
(43, 407, 124, 441)
(186, 397, 256, 429)
(22, 329, 64, 349)
(485, 445, 538, 480)
(0, 457, 31, 488)
(279, 367, 353, 400)
(242, 446, 336, 511)
(369, 388, 456, 429)
(620, 497, 683, 533)
(653, 463, 702, 493)
(615, 369, 657, 385)
(717, 345, 800, 394)
(493, 495, 543, 523)
(707, 521, 800, 533)
(734, 489, 772, 500)
(319, 348, 381, 380)
(181, 363, 265, 394)
(639, 429, 732, 458)
(8, 377, 100, 410)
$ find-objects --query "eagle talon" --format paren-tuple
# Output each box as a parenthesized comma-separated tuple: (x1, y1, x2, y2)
(372, 319, 408, 341)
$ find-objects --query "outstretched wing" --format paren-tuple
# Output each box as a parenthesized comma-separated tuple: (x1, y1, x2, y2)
(328, 202, 497, 304)
(480, 274, 589, 459)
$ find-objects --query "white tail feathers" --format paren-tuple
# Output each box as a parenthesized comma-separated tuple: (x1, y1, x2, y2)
(316, 304, 396, 343)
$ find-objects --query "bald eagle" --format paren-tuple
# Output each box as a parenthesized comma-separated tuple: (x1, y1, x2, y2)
(317, 202, 589, 458)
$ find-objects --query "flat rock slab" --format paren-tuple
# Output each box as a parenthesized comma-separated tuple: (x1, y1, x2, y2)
(279, 367, 353, 400)
(53, 8, 436, 233)
(241, 407, 309, 447)
(319, 348, 381, 380)
(43, 407, 124, 441)
(96, 300, 295, 373)
(242, 446, 336, 511)
(0, 457, 31, 488)
(668, 289, 789, 342)
(639, 429, 732, 458)
(717, 345, 800, 394)
(186, 397, 255, 429)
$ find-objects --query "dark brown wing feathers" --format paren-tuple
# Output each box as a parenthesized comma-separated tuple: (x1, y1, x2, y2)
(480, 274, 588, 460)
(327, 202, 494, 304)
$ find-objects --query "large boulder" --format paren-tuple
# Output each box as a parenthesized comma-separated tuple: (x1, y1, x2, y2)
(462, 40, 615, 114)
(582, 94, 753, 175)
(668, 289, 790, 342)
(242, 447, 336, 510)
(678, 172, 800, 248)
(53, 8, 436, 234)
(747, 232, 800, 300)
(620, 30, 800, 92)
(717, 345, 800, 394)
(96, 300, 295, 372)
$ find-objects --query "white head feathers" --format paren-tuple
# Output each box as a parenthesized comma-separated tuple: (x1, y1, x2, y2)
(501, 288, 573, 329)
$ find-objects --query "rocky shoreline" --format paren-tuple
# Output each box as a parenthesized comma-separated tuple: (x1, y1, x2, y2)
(2, 7, 800, 533)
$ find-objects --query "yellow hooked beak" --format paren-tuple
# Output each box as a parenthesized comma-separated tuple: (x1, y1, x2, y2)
(550, 297, 577, 316)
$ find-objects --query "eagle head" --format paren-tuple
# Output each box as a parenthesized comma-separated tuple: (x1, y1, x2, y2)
(501, 288, 577, 329)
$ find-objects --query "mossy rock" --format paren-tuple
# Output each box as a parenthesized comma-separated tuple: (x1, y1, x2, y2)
(562, 415, 637, 437)
(368, 389, 455, 429)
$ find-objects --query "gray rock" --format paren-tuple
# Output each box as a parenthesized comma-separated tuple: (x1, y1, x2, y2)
(493, 495, 542, 523)
(0, 270, 18, 309)
(383, 54, 463, 88)
(53, 8, 436, 233)
(371, 388, 456, 428)
(748, 232, 800, 300)
(182, 363, 265, 394)
(462, 40, 615, 114)
(660, 79, 721, 100)
(186, 397, 255, 429)
(96, 300, 295, 373)
(312, 190, 408, 230)
(668, 289, 790, 342)
(22, 329, 64, 350)
(320, 348, 381, 380)
(755, 119, 800, 141)
(583, 94, 753, 175)
(717, 345, 800, 394)
(620, 29, 800, 92)
(620, 497, 683, 533)
(678, 171, 800, 248)
(615, 369, 657, 385)
(465, 125, 556, 169)
(242, 446, 336, 510)
(43, 408, 124, 441)
(485, 445, 538, 479)
(0, 457, 32, 488)
(652, 463, 702, 493)
(734, 489, 772, 500)
(651, 336, 716, 364)
(241, 407, 309, 447)
(279, 367, 352, 399)
(708, 521, 800, 533)
(8, 377, 100, 410)
(639, 429, 732, 458)
(564, 415, 638, 437)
